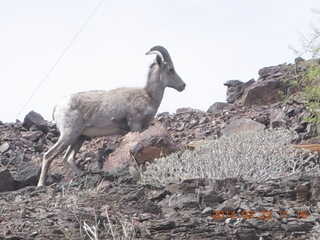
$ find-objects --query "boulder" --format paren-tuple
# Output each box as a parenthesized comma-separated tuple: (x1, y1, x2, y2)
(258, 64, 283, 79)
(0, 169, 15, 192)
(241, 79, 287, 106)
(224, 79, 255, 103)
(21, 130, 44, 142)
(14, 161, 41, 189)
(269, 109, 288, 128)
(22, 111, 49, 133)
(103, 125, 180, 172)
(224, 80, 243, 103)
(207, 102, 228, 114)
(222, 118, 266, 136)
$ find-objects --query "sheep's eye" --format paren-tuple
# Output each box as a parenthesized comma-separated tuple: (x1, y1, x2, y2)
(169, 68, 175, 73)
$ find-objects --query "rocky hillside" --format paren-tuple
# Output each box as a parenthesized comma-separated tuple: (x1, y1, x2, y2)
(0, 58, 320, 239)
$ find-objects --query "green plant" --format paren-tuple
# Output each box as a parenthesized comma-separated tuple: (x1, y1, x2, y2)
(287, 9, 320, 125)
(139, 129, 319, 187)
(289, 9, 320, 58)
(297, 63, 320, 124)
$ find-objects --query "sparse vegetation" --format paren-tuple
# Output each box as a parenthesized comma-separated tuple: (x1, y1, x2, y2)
(58, 186, 136, 240)
(287, 9, 320, 126)
(140, 129, 319, 187)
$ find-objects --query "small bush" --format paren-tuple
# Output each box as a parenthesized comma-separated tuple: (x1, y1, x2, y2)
(139, 129, 319, 187)
(288, 9, 320, 125)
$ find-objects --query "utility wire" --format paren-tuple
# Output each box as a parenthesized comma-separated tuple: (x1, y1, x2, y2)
(16, 0, 104, 120)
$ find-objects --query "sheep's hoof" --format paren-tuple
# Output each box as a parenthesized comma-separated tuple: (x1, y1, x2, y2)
(37, 181, 46, 187)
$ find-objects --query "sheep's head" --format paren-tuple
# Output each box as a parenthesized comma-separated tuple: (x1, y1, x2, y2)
(146, 46, 186, 92)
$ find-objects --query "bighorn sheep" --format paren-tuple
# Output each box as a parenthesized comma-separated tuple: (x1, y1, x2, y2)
(37, 46, 186, 186)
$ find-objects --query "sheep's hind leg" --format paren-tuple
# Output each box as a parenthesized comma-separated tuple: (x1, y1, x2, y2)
(63, 135, 86, 174)
(64, 135, 104, 176)
(38, 139, 70, 187)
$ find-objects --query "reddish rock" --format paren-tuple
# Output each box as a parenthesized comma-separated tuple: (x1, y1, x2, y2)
(241, 79, 287, 106)
(21, 130, 44, 142)
(103, 125, 180, 171)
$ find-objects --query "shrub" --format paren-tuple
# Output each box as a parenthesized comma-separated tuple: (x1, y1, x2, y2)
(287, 9, 320, 125)
(139, 129, 319, 187)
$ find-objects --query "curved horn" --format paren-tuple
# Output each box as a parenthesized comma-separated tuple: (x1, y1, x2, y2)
(146, 46, 172, 63)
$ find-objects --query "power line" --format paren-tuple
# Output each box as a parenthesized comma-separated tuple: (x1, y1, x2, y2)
(16, 0, 104, 120)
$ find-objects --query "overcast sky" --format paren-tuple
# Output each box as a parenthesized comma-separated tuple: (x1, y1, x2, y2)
(1, 0, 320, 123)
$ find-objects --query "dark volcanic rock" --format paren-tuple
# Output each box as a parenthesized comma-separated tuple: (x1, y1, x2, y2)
(258, 64, 284, 78)
(0, 169, 15, 192)
(23, 111, 49, 133)
(14, 161, 41, 189)
(224, 79, 255, 103)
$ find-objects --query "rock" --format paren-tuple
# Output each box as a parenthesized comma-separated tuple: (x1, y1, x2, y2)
(167, 193, 199, 209)
(129, 166, 141, 182)
(21, 130, 44, 142)
(22, 111, 49, 133)
(247, 218, 281, 231)
(295, 183, 311, 203)
(217, 196, 241, 212)
(224, 80, 244, 87)
(311, 176, 320, 200)
(254, 113, 270, 125)
(258, 63, 288, 79)
(175, 107, 203, 113)
(269, 109, 288, 128)
(14, 161, 41, 189)
(284, 221, 314, 232)
(241, 79, 287, 106)
(199, 189, 224, 208)
(0, 142, 10, 153)
(221, 118, 266, 136)
(207, 102, 229, 114)
(0, 169, 15, 192)
(224, 80, 243, 103)
(224, 79, 255, 103)
(235, 228, 259, 240)
(103, 125, 180, 171)
(134, 201, 162, 214)
(34, 139, 46, 152)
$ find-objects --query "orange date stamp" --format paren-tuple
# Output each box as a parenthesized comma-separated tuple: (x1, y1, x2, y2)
(212, 210, 309, 220)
